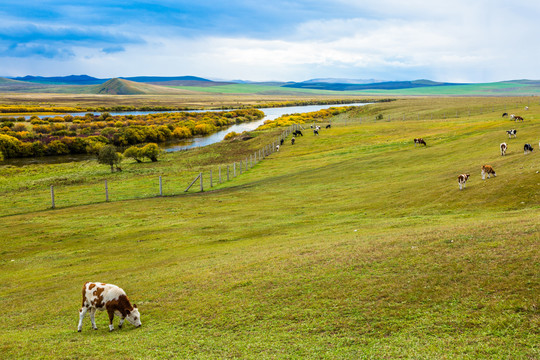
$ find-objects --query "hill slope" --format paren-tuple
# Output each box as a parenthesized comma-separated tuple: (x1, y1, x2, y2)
(0, 98, 538, 358)
(89, 78, 197, 95)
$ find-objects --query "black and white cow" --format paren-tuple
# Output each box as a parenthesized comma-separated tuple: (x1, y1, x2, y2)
(502, 112, 508, 118)
(293, 130, 303, 137)
(500, 142, 507, 156)
(414, 138, 427, 147)
(291, 137, 295, 145)
(524, 143, 533, 154)
(458, 173, 470, 190)
(506, 129, 517, 138)
(78, 282, 141, 332)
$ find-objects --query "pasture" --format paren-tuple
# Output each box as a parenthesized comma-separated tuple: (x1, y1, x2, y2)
(0, 97, 538, 359)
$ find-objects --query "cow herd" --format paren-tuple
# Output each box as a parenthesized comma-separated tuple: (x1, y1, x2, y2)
(454, 111, 540, 190)
(416, 109, 537, 191)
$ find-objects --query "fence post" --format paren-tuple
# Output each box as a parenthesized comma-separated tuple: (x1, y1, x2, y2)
(159, 176, 163, 196)
(227, 165, 230, 181)
(234, 162, 236, 177)
(200, 172, 203, 192)
(240, 161, 243, 175)
(105, 180, 109, 202)
(219, 166, 222, 184)
(51, 185, 55, 209)
(210, 169, 213, 188)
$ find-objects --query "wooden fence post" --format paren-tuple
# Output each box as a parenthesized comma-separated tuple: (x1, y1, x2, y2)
(51, 185, 55, 209)
(105, 180, 109, 202)
(184, 173, 200, 192)
(200, 172, 203, 192)
(240, 161, 243, 175)
(159, 176, 163, 196)
(219, 166, 222, 184)
(227, 165, 230, 181)
(210, 169, 213, 187)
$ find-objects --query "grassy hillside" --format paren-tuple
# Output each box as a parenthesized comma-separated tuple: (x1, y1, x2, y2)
(89, 78, 198, 95)
(0, 97, 538, 359)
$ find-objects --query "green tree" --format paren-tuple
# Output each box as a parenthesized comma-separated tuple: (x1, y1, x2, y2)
(98, 145, 123, 172)
(141, 143, 160, 162)
(124, 146, 143, 163)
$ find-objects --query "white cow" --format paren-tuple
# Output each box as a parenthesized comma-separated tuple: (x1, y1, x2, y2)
(78, 282, 141, 332)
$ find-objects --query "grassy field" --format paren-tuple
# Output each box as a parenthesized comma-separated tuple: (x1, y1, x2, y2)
(0, 97, 538, 359)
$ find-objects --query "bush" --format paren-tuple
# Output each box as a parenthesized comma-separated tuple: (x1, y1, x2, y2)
(141, 143, 160, 162)
(124, 146, 143, 163)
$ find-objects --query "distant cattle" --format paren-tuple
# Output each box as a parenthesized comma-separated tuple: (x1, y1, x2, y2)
(326, 124, 331, 129)
(514, 115, 524, 122)
(414, 138, 427, 146)
(506, 129, 517, 138)
(276, 144, 280, 152)
(280, 138, 284, 146)
(500, 142, 507, 156)
(524, 143, 533, 154)
(525, 106, 529, 110)
(481, 165, 496, 180)
(78, 282, 141, 332)
(313, 128, 319, 135)
(458, 173, 470, 190)
(502, 112, 508, 117)
(292, 130, 303, 136)
(291, 137, 295, 145)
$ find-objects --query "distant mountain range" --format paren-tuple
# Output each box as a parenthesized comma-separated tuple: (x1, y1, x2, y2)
(1, 75, 540, 95)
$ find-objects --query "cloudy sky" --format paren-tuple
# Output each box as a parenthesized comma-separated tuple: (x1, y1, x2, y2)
(0, 0, 539, 82)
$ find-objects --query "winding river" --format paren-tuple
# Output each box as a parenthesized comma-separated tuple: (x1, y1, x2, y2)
(2, 103, 368, 166)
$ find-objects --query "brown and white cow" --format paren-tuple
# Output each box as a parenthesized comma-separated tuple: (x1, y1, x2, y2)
(457, 173, 470, 190)
(78, 282, 141, 332)
(481, 165, 496, 180)
(414, 138, 427, 147)
(500, 142, 507, 156)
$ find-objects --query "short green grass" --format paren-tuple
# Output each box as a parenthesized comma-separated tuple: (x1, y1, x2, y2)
(0, 97, 538, 359)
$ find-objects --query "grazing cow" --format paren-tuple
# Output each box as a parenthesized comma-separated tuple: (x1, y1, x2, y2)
(457, 173, 470, 190)
(506, 129, 517, 138)
(276, 144, 280, 152)
(509, 114, 515, 120)
(414, 138, 427, 147)
(514, 115, 524, 122)
(481, 165, 496, 180)
(502, 112, 508, 117)
(280, 138, 284, 146)
(78, 282, 141, 332)
(500, 142, 507, 156)
(292, 130, 303, 137)
(326, 124, 331, 129)
(291, 137, 295, 145)
(525, 106, 529, 110)
(524, 143, 533, 154)
(313, 128, 319, 135)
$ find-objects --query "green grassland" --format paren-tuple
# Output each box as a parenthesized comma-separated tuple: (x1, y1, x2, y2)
(170, 81, 540, 96)
(0, 97, 538, 359)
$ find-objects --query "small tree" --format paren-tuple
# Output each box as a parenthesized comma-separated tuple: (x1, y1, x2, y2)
(124, 146, 143, 163)
(141, 143, 160, 162)
(98, 145, 122, 172)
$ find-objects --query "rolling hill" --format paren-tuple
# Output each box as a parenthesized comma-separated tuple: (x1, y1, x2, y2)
(89, 78, 197, 95)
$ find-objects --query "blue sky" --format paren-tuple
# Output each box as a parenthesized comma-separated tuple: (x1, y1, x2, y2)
(1, 0, 539, 82)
